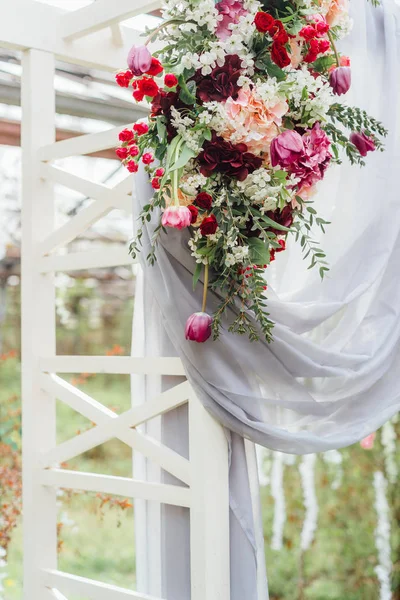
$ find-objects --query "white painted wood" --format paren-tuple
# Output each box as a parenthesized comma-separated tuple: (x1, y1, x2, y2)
(111, 24, 124, 48)
(21, 49, 58, 600)
(38, 169, 132, 255)
(41, 569, 163, 600)
(0, 0, 149, 71)
(39, 246, 134, 273)
(38, 125, 129, 160)
(189, 394, 230, 600)
(40, 469, 191, 508)
(61, 0, 162, 41)
(40, 355, 187, 376)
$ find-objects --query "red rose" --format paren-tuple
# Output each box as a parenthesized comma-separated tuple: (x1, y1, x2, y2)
(164, 73, 178, 88)
(194, 192, 213, 211)
(188, 205, 199, 223)
(136, 78, 159, 99)
(133, 122, 149, 136)
(318, 39, 330, 54)
(146, 58, 164, 76)
(200, 215, 218, 236)
(115, 70, 132, 88)
(299, 25, 316, 41)
(116, 147, 128, 160)
(270, 20, 288, 44)
(270, 42, 291, 68)
(119, 128, 134, 142)
(304, 39, 320, 63)
(126, 161, 139, 173)
(151, 178, 161, 190)
(273, 24, 289, 45)
(254, 11, 275, 33)
(142, 152, 154, 165)
(155, 168, 165, 177)
(277, 239, 286, 252)
(128, 145, 140, 157)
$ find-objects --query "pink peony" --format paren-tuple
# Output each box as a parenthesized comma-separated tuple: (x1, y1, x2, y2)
(220, 88, 288, 156)
(290, 124, 332, 187)
(360, 432, 376, 450)
(161, 206, 192, 230)
(325, 0, 349, 27)
(127, 45, 152, 76)
(216, 0, 248, 40)
(270, 130, 304, 167)
(185, 312, 212, 343)
(350, 132, 376, 157)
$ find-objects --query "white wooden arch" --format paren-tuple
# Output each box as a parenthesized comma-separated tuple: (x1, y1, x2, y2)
(0, 1, 231, 598)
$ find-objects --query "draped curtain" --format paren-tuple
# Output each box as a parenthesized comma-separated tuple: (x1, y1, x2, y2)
(131, 0, 400, 596)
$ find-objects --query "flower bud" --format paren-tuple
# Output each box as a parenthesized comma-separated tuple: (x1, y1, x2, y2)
(329, 66, 351, 96)
(350, 132, 376, 157)
(161, 206, 192, 230)
(185, 312, 212, 343)
(127, 45, 152, 76)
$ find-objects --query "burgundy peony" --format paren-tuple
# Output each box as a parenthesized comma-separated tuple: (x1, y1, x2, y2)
(350, 132, 376, 157)
(127, 45, 152, 76)
(198, 134, 263, 182)
(195, 192, 213, 211)
(330, 66, 351, 95)
(200, 215, 218, 236)
(196, 55, 243, 103)
(270, 42, 291, 68)
(185, 312, 212, 343)
(270, 130, 304, 167)
(265, 206, 294, 235)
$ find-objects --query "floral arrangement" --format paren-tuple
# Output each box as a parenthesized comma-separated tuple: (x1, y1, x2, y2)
(115, 0, 387, 343)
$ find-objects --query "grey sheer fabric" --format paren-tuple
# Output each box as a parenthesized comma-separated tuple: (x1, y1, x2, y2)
(132, 0, 400, 596)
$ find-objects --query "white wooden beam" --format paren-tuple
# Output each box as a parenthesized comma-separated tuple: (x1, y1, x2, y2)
(41, 569, 164, 600)
(0, 0, 149, 72)
(21, 49, 58, 600)
(39, 247, 134, 273)
(39, 376, 191, 484)
(39, 166, 132, 255)
(38, 125, 123, 161)
(40, 469, 191, 508)
(40, 355, 186, 376)
(61, 0, 163, 41)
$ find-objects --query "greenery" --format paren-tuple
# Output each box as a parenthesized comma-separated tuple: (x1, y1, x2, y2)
(0, 279, 399, 600)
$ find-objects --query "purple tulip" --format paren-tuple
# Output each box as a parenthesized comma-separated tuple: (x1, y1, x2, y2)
(329, 66, 351, 96)
(127, 45, 152, 76)
(270, 130, 304, 168)
(350, 132, 376, 157)
(185, 312, 212, 343)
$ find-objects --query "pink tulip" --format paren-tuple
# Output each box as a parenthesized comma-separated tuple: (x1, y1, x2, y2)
(127, 45, 152, 76)
(270, 130, 304, 167)
(350, 132, 376, 157)
(330, 66, 351, 95)
(161, 206, 192, 230)
(360, 432, 376, 450)
(185, 312, 212, 343)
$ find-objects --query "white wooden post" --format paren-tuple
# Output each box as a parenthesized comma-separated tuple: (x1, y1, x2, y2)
(21, 48, 57, 600)
(189, 395, 230, 600)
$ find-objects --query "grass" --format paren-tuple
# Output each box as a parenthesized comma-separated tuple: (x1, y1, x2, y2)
(1, 355, 399, 600)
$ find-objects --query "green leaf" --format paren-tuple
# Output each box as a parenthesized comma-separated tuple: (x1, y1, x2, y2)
(156, 118, 167, 143)
(192, 262, 202, 290)
(170, 142, 197, 171)
(260, 214, 291, 232)
(261, 56, 286, 82)
(178, 74, 197, 105)
(203, 128, 212, 141)
(248, 238, 270, 265)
